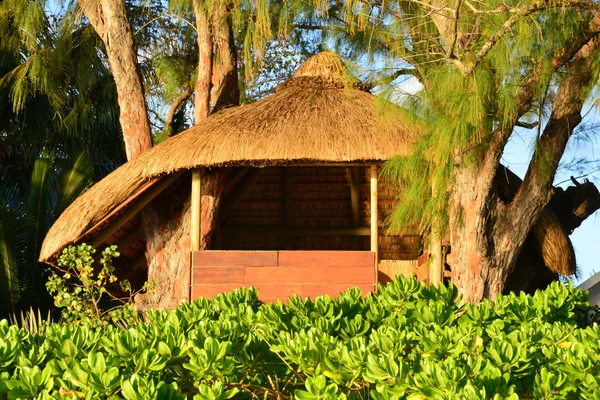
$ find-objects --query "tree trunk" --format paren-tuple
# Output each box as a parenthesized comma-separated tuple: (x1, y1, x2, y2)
(135, 170, 228, 311)
(200, 170, 229, 249)
(193, 0, 212, 122)
(446, 168, 518, 302)
(78, 0, 153, 160)
(210, 0, 240, 110)
(135, 0, 239, 311)
(136, 185, 192, 310)
(446, 32, 600, 303)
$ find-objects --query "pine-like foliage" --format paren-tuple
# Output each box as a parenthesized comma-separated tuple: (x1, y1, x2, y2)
(300, 0, 600, 240)
(0, 0, 126, 317)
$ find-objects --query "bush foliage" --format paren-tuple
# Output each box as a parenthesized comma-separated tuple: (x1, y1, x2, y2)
(1, 276, 599, 399)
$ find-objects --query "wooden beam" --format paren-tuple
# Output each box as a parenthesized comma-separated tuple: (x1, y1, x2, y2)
(370, 165, 379, 288)
(223, 167, 250, 197)
(219, 168, 263, 221)
(348, 167, 361, 227)
(191, 169, 202, 251)
(287, 162, 384, 167)
(221, 226, 375, 236)
(90, 172, 182, 247)
(113, 225, 141, 251)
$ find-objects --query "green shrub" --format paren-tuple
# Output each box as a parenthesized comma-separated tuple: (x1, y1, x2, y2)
(1, 276, 599, 399)
(45, 244, 151, 328)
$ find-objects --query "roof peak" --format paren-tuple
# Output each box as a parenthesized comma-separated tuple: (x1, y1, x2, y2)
(282, 52, 363, 90)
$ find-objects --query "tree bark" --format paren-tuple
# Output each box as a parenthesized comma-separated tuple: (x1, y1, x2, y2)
(200, 170, 229, 249)
(137, 185, 192, 311)
(209, 0, 240, 110)
(192, 0, 213, 122)
(448, 35, 600, 302)
(78, 0, 153, 160)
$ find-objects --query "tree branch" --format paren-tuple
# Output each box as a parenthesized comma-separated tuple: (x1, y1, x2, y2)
(515, 121, 539, 129)
(508, 33, 600, 227)
(363, 68, 421, 90)
(479, 26, 600, 197)
(448, 0, 600, 76)
(165, 84, 194, 136)
(446, 0, 462, 58)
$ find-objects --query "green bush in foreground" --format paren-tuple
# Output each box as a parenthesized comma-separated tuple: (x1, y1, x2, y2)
(1, 276, 599, 399)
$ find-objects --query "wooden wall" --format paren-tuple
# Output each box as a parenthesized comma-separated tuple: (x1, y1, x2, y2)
(192, 250, 375, 302)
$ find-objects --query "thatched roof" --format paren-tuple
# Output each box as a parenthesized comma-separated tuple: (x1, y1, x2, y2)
(39, 52, 419, 263)
(496, 166, 575, 276)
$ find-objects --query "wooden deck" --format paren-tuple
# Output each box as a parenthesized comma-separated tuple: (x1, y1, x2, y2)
(191, 250, 375, 302)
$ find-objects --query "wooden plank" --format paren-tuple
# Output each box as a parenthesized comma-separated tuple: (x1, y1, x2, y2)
(192, 284, 250, 300)
(246, 266, 373, 284)
(278, 251, 374, 268)
(370, 165, 379, 272)
(254, 284, 303, 302)
(193, 266, 245, 284)
(192, 251, 278, 267)
(220, 226, 421, 237)
(90, 172, 183, 247)
(303, 283, 375, 298)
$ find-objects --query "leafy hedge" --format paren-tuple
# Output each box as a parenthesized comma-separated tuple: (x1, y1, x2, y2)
(1, 277, 599, 399)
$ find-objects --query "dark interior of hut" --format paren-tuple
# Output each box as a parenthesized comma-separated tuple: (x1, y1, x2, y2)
(217, 166, 422, 259)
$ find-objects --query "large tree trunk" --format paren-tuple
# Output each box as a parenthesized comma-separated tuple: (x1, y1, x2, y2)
(136, 0, 240, 311)
(136, 170, 228, 311)
(210, 0, 240, 110)
(448, 36, 600, 302)
(446, 168, 517, 301)
(136, 183, 192, 310)
(193, 0, 212, 122)
(79, 0, 153, 160)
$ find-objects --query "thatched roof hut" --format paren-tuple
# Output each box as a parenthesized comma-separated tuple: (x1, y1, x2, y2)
(40, 52, 418, 263)
(39, 52, 576, 304)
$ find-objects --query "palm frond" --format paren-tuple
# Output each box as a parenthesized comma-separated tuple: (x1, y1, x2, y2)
(0, 203, 27, 317)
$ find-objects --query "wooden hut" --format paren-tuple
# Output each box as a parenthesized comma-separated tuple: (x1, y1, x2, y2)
(39, 52, 575, 308)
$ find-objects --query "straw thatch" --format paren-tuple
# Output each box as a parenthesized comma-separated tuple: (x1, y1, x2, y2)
(39, 52, 419, 263)
(495, 166, 576, 276)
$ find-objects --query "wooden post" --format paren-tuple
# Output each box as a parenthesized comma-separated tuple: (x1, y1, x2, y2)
(190, 169, 202, 301)
(370, 165, 378, 288)
(430, 229, 443, 287)
(191, 169, 203, 251)
(430, 184, 443, 286)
